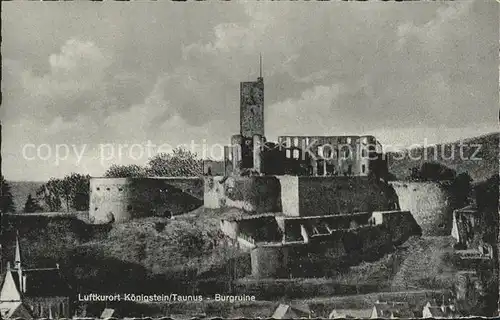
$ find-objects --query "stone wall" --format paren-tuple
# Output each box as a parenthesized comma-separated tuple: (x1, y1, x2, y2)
(276, 212, 372, 242)
(373, 210, 422, 245)
(251, 245, 288, 278)
(203, 176, 281, 213)
(89, 178, 131, 223)
(277, 176, 300, 216)
(206, 175, 399, 217)
(249, 211, 420, 278)
(390, 181, 455, 236)
(277, 176, 397, 217)
(89, 177, 203, 224)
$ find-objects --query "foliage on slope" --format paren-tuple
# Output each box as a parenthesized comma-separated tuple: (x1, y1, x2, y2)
(1, 208, 244, 295)
(388, 132, 498, 182)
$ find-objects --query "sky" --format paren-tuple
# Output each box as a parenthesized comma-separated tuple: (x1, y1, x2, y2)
(1, 0, 498, 181)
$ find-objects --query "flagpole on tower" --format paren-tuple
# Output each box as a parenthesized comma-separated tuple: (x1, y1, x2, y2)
(259, 53, 263, 78)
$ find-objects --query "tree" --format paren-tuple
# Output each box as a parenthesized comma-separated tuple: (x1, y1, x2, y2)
(24, 194, 43, 213)
(0, 176, 15, 213)
(410, 162, 456, 181)
(61, 173, 90, 211)
(104, 164, 148, 178)
(36, 173, 90, 212)
(36, 178, 63, 212)
(451, 172, 473, 208)
(146, 147, 203, 177)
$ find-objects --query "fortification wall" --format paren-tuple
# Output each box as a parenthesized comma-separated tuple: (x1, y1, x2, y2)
(205, 176, 397, 216)
(286, 176, 398, 216)
(90, 177, 203, 224)
(249, 211, 420, 278)
(277, 176, 300, 216)
(89, 178, 131, 223)
(251, 245, 288, 278)
(371, 210, 422, 245)
(390, 181, 454, 236)
(277, 212, 372, 242)
(203, 176, 281, 213)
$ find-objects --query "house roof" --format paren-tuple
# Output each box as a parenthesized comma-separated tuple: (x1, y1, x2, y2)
(373, 303, 414, 318)
(272, 304, 292, 319)
(424, 305, 457, 318)
(329, 309, 372, 319)
(9, 268, 71, 297)
(0, 301, 33, 319)
(101, 308, 116, 319)
(272, 303, 311, 319)
(290, 302, 311, 315)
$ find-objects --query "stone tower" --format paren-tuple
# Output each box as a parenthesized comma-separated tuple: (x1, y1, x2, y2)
(240, 76, 264, 138)
(225, 58, 266, 175)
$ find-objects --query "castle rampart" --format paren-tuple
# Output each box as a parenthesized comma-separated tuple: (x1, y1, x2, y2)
(89, 177, 203, 224)
(389, 181, 455, 236)
(221, 210, 420, 278)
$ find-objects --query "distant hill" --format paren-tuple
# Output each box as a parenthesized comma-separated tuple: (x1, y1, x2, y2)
(388, 132, 499, 182)
(8, 180, 46, 213)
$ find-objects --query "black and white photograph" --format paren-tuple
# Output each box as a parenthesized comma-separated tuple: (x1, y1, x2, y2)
(0, 0, 499, 319)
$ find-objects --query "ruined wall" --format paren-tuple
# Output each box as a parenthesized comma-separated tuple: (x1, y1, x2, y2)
(277, 176, 300, 216)
(295, 176, 397, 217)
(89, 178, 132, 223)
(249, 211, 420, 278)
(89, 177, 203, 224)
(220, 220, 239, 240)
(238, 216, 282, 242)
(203, 176, 226, 209)
(277, 212, 372, 242)
(390, 181, 454, 236)
(203, 176, 281, 213)
(207, 176, 397, 217)
(251, 245, 288, 279)
(276, 135, 379, 176)
(203, 160, 225, 176)
(373, 210, 422, 245)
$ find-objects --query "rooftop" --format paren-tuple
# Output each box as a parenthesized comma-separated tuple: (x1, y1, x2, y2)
(4, 268, 71, 298)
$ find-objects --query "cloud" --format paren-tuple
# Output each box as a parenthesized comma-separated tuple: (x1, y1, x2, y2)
(1, 0, 497, 181)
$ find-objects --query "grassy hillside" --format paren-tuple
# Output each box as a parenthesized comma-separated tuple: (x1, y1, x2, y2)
(7, 180, 46, 213)
(388, 132, 498, 182)
(2, 212, 458, 297)
(1, 207, 245, 295)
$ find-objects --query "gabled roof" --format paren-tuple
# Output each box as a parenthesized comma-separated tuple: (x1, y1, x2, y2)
(290, 302, 311, 315)
(0, 301, 33, 319)
(101, 308, 116, 319)
(424, 305, 457, 318)
(426, 306, 447, 318)
(272, 304, 292, 319)
(329, 309, 372, 319)
(272, 303, 311, 319)
(9, 268, 71, 298)
(373, 303, 414, 318)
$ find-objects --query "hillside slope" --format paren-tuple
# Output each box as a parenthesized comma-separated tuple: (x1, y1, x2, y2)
(1, 208, 245, 295)
(8, 180, 45, 212)
(388, 132, 498, 182)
